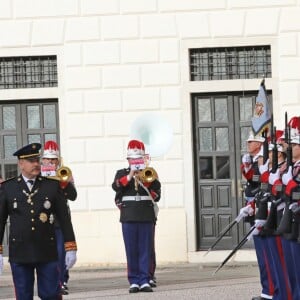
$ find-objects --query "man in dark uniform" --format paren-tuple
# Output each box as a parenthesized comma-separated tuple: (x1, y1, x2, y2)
(260, 131, 292, 300)
(240, 131, 274, 300)
(112, 140, 161, 294)
(0, 143, 77, 300)
(280, 116, 300, 299)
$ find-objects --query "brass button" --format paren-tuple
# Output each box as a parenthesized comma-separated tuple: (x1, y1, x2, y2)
(31, 218, 34, 222)
(31, 210, 34, 213)
(32, 227, 35, 231)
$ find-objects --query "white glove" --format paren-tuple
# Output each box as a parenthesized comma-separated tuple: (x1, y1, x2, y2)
(236, 205, 254, 222)
(251, 219, 266, 237)
(242, 154, 252, 172)
(259, 159, 269, 175)
(65, 250, 77, 270)
(282, 166, 293, 185)
(289, 202, 298, 211)
(255, 219, 266, 228)
(0, 254, 3, 275)
(241, 205, 254, 216)
(269, 169, 280, 185)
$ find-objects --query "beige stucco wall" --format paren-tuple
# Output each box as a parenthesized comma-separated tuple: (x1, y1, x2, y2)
(0, 0, 300, 265)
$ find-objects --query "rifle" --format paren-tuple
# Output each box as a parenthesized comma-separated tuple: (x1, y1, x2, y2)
(205, 187, 263, 255)
(276, 112, 293, 235)
(271, 123, 278, 173)
(204, 219, 238, 256)
(262, 198, 282, 235)
(262, 128, 269, 165)
(213, 225, 256, 275)
(285, 112, 292, 167)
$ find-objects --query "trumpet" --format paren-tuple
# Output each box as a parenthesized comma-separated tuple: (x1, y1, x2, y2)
(137, 167, 158, 183)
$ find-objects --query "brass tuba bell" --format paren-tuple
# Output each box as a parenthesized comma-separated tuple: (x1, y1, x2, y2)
(138, 167, 158, 183)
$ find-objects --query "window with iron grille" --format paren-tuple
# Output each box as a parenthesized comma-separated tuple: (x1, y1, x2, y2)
(0, 55, 58, 89)
(189, 46, 271, 81)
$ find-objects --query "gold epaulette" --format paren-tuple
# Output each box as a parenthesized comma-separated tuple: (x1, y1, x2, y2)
(64, 241, 77, 251)
(0, 245, 3, 254)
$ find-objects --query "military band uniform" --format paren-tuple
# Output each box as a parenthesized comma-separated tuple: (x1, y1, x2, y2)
(41, 140, 77, 295)
(112, 139, 161, 293)
(54, 181, 77, 293)
(0, 143, 77, 300)
(113, 167, 161, 291)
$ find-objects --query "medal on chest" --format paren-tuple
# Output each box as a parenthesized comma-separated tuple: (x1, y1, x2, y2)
(22, 188, 38, 204)
(13, 198, 17, 209)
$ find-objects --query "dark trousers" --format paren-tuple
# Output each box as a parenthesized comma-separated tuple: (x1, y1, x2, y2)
(253, 235, 274, 299)
(149, 224, 156, 280)
(55, 228, 68, 285)
(267, 236, 292, 300)
(10, 261, 61, 300)
(122, 222, 153, 286)
(281, 238, 299, 300)
(290, 240, 300, 299)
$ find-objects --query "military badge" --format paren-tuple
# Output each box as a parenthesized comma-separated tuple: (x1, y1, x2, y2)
(44, 200, 51, 209)
(23, 189, 38, 204)
(39, 213, 48, 223)
(49, 214, 54, 224)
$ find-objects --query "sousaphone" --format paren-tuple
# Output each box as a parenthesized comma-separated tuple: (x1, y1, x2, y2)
(130, 113, 173, 158)
(130, 113, 173, 182)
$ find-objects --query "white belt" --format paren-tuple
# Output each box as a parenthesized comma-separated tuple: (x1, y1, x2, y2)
(122, 196, 152, 201)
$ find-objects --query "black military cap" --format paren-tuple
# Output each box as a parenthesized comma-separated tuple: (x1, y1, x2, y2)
(13, 143, 42, 160)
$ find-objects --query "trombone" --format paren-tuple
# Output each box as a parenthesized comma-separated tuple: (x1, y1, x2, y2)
(137, 167, 158, 183)
(135, 154, 158, 183)
(56, 165, 72, 182)
(48, 157, 72, 182)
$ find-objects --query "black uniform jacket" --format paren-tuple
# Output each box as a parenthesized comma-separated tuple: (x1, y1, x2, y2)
(0, 175, 76, 264)
(54, 181, 77, 228)
(62, 182, 77, 201)
(244, 160, 261, 197)
(112, 168, 161, 223)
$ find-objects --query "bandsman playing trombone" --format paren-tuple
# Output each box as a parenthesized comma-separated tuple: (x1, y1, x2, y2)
(41, 140, 77, 296)
(112, 140, 161, 294)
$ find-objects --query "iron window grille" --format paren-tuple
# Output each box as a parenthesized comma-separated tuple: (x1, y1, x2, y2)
(189, 46, 271, 81)
(0, 55, 58, 89)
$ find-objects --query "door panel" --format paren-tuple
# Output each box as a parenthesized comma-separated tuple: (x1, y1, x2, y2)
(193, 91, 272, 250)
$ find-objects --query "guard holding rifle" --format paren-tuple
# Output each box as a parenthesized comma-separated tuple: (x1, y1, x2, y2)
(112, 140, 161, 293)
(259, 128, 292, 300)
(278, 116, 300, 299)
(41, 141, 77, 296)
(0, 143, 77, 300)
(240, 131, 274, 300)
